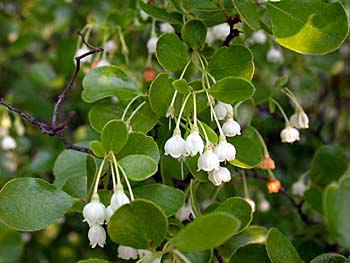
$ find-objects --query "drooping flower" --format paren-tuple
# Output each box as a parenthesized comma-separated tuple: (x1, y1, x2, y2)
(208, 166, 231, 186)
(213, 138, 236, 162)
(96, 59, 110, 68)
(214, 102, 227, 120)
(258, 199, 271, 212)
(147, 36, 158, 54)
(88, 224, 106, 248)
(74, 47, 91, 64)
(291, 180, 307, 196)
(110, 185, 130, 211)
(197, 148, 220, 172)
(267, 47, 283, 63)
(185, 129, 204, 156)
(290, 111, 309, 129)
(104, 40, 117, 53)
(160, 22, 174, 33)
(267, 179, 282, 193)
(280, 126, 300, 143)
(259, 154, 275, 170)
(82, 197, 106, 226)
(118, 245, 138, 260)
(138, 250, 162, 263)
(212, 23, 230, 41)
(175, 202, 195, 222)
(251, 30, 267, 44)
(1, 135, 16, 150)
(105, 205, 114, 223)
(222, 118, 241, 137)
(164, 129, 187, 159)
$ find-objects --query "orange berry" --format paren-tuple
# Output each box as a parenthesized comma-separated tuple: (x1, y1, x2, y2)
(267, 179, 282, 193)
(144, 67, 156, 82)
(259, 154, 276, 170)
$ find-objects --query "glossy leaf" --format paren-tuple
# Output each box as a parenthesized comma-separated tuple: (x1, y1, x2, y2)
(133, 184, 185, 216)
(129, 102, 159, 133)
(89, 140, 105, 158)
(266, 228, 303, 263)
(108, 199, 168, 249)
(156, 33, 190, 72)
(310, 253, 347, 263)
(182, 19, 207, 49)
(0, 178, 72, 231)
(82, 66, 140, 103)
(62, 176, 87, 199)
(172, 79, 191, 94)
(138, 0, 182, 24)
(184, 250, 212, 263)
(149, 73, 175, 116)
(77, 259, 111, 263)
(266, 0, 349, 55)
(88, 103, 123, 133)
(208, 77, 255, 104)
(230, 244, 271, 263)
(233, 0, 261, 30)
(173, 212, 241, 252)
(208, 45, 254, 81)
(101, 120, 128, 153)
(119, 154, 157, 181)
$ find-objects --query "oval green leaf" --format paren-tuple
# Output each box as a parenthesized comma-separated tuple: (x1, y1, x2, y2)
(129, 102, 159, 133)
(88, 103, 123, 133)
(182, 19, 207, 49)
(138, 0, 182, 24)
(156, 33, 190, 72)
(149, 73, 175, 116)
(230, 244, 271, 263)
(119, 154, 157, 181)
(101, 120, 128, 153)
(208, 45, 255, 81)
(82, 65, 140, 103)
(208, 77, 255, 104)
(266, 0, 349, 55)
(0, 178, 72, 231)
(107, 199, 168, 249)
(173, 212, 241, 252)
(310, 253, 347, 263)
(133, 183, 185, 216)
(233, 0, 261, 30)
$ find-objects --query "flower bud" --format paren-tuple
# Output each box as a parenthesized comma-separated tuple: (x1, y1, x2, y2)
(259, 154, 275, 170)
(82, 198, 106, 226)
(74, 47, 91, 64)
(138, 250, 162, 263)
(214, 102, 227, 120)
(118, 245, 138, 260)
(214, 138, 236, 162)
(244, 198, 256, 213)
(96, 59, 110, 68)
(251, 30, 267, 44)
(208, 166, 231, 186)
(212, 23, 230, 41)
(290, 111, 309, 129)
(105, 40, 117, 53)
(160, 23, 174, 33)
(291, 181, 307, 196)
(140, 10, 149, 21)
(175, 202, 195, 222)
(267, 179, 282, 193)
(147, 36, 158, 54)
(1, 136, 16, 150)
(185, 129, 204, 156)
(197, 149, 220, 172)
(110, 185, 130, 211)
(144, 67, 156, 82)
(258, 199, 271, 212)
(280, 126, 300, 143)
(267, 47, 283, 63)
(88, 225, 106, 248)
(164, 129, 187, 159)
(222, 118, 241, 137)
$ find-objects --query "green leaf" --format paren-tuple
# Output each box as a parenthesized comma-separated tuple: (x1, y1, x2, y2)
(230, 244, 271, 263)
(138, 0, 182, 24)
(275, 75, 289, 88)
(208, 45, 255, 81)
(156, 33, 190, 72)
(88, 103, 123, 133)
(324, 177, 350, 248)
(118, 132, 160, 163)
(172, 79, 192, 94)
(266, 0, 349, 55)
(184, 250, 212, 263)
(182, 19, 207, 49)
(198, 120, 218, 144)
(304, 187, 323, 214)
(133, 184, 185, 216)
(89, 140, 105, 158)
(149, 73, 175, 116)
(0, 178, 72, 231)
(232, 0, 261, 30)
(215, 197, 253, 232)
(266, 228, 303, 263)
(173, 212, 241, 252)
(222, 226, 268, 259)
(86, 155, 97, 201)
(310, 145, 347, 185)
(119, 154, 157, 181)
(77, 258, 111, 263)
(107, 9, 135, 29)
(53, 150, 87, 188)
(0, 225, 24, 263)
(108, 199, 168, 249)
(82, 66, 140, 103)
(129, 102, 159, 133)
(228, 134, 263, 169)
(62, 176, 87, 199)
(310, 253, 347, 263)
(208, 77, 255, 104)
(101, 120, 128, 153)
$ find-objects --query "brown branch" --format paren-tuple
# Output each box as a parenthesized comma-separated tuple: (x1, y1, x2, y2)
(223, 15, 242, 47)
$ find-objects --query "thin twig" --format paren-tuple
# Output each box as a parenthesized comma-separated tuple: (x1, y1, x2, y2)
(223, 15, 242, 47)
(214, 248, 225, 263)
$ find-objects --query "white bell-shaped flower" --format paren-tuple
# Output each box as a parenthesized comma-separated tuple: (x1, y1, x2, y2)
(222, 118, 241, 137)
(258, 199, 271, 212)
(96, 59, 110, 68)
(138, 250, 161, 263)
(82, 197, 106, 226)
(291, 181, 307, 196)
(110, 185, 130, 211)
(280, 126, 300, 143)
(212, 23, 230, 41)
(251, 30, 267, 44)
(140, 10, 149, 21)
(267, 47, 283, 63)
(208, 166, 231, 186)
(290, 111, 309, 129)
(74, 47, 91, 64)
(104, 40, 117, 53)
(197, 148, 220, 172)
(214, 102, 227, 120)
(88, 224, 106, 248)
(175, 202, 195, 222)
(105, 205, 114, 223)
(160, 22, 174, 33)
(1, 136, 16, 150)
(214, 138, 236, 162)
(147, 36, 158, 54)
(206, 29, 215, 46)
(164, 129, 187, 159)
(185, 129, 204, 156)
(118, 245, 138, 260)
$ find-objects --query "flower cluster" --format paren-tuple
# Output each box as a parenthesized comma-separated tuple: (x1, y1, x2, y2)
(280, 109, 309, 144)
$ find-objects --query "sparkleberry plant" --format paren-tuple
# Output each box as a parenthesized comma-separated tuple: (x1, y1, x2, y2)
(0, 1, 349, 263)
